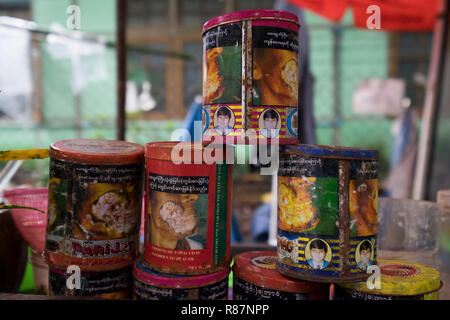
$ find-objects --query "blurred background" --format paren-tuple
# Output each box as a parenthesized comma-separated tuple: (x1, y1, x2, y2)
(0, 0, 449, 296)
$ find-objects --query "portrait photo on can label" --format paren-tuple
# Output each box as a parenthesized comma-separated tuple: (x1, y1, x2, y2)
(252, 26, 298, 107)
(305, 238, 332, 270)
(355, 240, 374, 271)
(213, 105, 235, 136)
(203, 24, 242, 105)
(258, 108, 282, 138)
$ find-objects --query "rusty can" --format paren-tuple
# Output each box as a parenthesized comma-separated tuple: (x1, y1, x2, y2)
(202, 10, 300, 145)
(335, 259, 443, 300)
(48, 265, 133, 299)
(276, 144, 379, 282)
(45, 139, 145, 272)
(143, 142, 233, 275)
(133, 259, 229, 300)
(232, 251, 329, 300)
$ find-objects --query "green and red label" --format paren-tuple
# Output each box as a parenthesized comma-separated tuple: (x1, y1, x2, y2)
(143, 159, 232, 275)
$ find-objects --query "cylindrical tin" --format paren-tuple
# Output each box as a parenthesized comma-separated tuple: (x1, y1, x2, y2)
(202, 10, 300, 145)
(133, 259, 229, 300)
(232, 251, 329, 300)
(335, 259, 443, 300)
(45, 139, 145, 272)
(143, 142, 233, 275)
(48, 265, 133, 299)
(276, 144, 379, 282)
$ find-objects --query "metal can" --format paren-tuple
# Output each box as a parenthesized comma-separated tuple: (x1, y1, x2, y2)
(335, 259, 443, 300)
(276, 144, 379, 282)
(133, 259, 229, 300)
(143, 142, 233, 275)
(45, 139, 145, 272)
(232, 251, 329, 300)
(48, 265, 133, 299)
(202, 10, 300, 145)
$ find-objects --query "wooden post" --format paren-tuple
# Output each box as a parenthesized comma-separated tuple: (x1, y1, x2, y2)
(412, 0, 449, 200)
(116, 0, 127, 140)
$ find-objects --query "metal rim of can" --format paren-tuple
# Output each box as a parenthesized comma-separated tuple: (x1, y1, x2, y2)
(145, 141, 233, 162)
(49, 139, 145, 165)
(233, 251, 326, 293)
(202, 9, 300, 33)
(133, 259, 230, 289)
(337, 259, 442, 296)
(281, 144, 379, 160)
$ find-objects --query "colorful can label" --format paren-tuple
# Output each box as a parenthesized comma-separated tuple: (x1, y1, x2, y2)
(143, 158, 232, 275)
(48, 266, 132, 298)
(202, 12, 299, 145)
(45, 158, 144, 271)
(277, 151, 378, 282)
(233, 276, 309, 300)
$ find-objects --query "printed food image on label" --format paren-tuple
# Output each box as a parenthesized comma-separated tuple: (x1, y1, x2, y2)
(252, 26, 298, 107)
(349, 160, 378, 237)
(72, 182, 141, 240)
(148, 173, 209, 250)
(144, 163, 230, 273)
(46, 159, 143, 263)
(203, 23, 242, 105)
(148, 191, 208, 250)
(278, 176, 319, 232)
(278, 155, 339, 236)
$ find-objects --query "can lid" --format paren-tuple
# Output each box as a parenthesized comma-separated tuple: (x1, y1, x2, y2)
(337, 259, 441, 296)
(232, 251, 326, 293)
(145, 141, 233, 162)
(133, 260, 230, 289)
(282, 144, 379, 160)
(49, 139, 144, 164)
(203, 9, 299, 33)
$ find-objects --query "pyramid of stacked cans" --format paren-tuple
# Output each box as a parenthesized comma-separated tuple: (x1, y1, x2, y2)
(43, 9, 442, 300)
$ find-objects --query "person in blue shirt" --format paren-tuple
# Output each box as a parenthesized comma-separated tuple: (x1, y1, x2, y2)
(307, 239, 330, 270)
(357, 241, 373, 271)
(214, 106, 233, 136)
